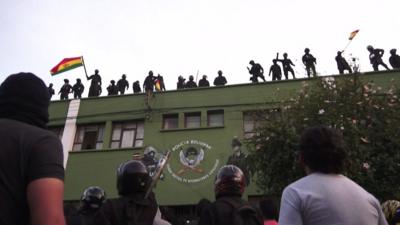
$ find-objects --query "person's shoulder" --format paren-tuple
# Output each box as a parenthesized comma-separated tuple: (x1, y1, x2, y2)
(0, 119, 56, 137)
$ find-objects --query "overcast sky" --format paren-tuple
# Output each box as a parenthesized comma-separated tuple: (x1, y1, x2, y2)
(1, 0, 399, 98)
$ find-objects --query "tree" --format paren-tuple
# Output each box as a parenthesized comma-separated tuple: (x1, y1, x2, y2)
(247, 75, 400, 200)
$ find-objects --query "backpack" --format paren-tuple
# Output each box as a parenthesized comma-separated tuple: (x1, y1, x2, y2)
(220, 199, 263, 225)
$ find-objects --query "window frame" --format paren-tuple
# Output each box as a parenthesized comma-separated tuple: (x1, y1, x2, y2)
(110, 120, 144, 149)
(73, 124, 105, 151)
(162, 114, 179, 130)
(184, 112, 201, 128)
(207, 110, 224, 127)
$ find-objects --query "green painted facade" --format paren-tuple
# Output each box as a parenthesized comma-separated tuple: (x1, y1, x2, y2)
(49, 71, 400, 205)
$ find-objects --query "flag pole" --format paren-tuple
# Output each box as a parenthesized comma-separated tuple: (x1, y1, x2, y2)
(342, 39, 352, 52)
(81, 56, 89, 78)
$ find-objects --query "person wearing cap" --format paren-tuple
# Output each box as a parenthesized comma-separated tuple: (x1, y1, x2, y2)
(0, 73, 65, 225)
(198, 75, 210, 87)
(279, 125, 387, 225)
(389, 49, 400, 69)
(335, 51, 352, 74)
(248, 60, 266, 83)
(59, 78, 73, 100)
(198, 165, 263, 225)
(302, 48, 317, 77)
(117, 74, 129, 95)
(72, 78, 85, 99)
(367, 45, 389, 71)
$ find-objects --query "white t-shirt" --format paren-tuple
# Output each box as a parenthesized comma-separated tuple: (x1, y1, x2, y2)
(279, 173, 388, 225)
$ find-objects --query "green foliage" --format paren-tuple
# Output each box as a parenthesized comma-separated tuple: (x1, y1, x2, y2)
(247, 75, 400, 200)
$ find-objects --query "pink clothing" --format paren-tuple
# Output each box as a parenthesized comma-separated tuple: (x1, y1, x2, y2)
(264, 220, 278, 225)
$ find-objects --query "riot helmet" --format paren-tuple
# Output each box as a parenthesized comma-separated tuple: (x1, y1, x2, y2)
(214, 165, 245, 198)
(390, 48, 397, 55)
(117, 160, 151, 195)
(304, 48, 310, 53)
(80, 186, 106, 212)
(249, 60, 255, 65)
(367, 45, 374, 51)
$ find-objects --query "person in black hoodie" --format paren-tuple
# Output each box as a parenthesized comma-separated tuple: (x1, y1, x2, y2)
(0, 73, 65, 225)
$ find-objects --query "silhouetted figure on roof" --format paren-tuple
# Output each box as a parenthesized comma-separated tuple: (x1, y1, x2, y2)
(185, 75, 197, 88)
(389, 49, 400, 69)
(177, 76, 186, 89)
(132, 80, 141, 93)
(59, 79, 72, 100)
(155, 74, 166, 91)
(48, 83, 55, 99)
(72, 78, 85, 99)
(213, 70, 227, 86)
(143, 71, 156, 106)
(86, 69, 102, 97)
(277, 53, 296, 79)
(335, 51, 352, 74)
(367, 45, 389, 71)
(198, 75, 210, 87)
(117, 74, 129, 95)
(107, 80, 118, 96)
(269, 60, 282, 81)
(248, 60, 266, 83)
(143, 71, 155, 93)
(302, 48, 317, 77)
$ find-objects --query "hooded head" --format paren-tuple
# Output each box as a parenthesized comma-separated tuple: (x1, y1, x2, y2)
(0, 72, 50, 128)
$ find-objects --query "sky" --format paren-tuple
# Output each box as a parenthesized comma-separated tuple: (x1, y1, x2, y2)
(1, 0, 399, 98)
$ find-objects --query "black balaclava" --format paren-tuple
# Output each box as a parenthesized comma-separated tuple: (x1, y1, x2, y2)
(0, 72, 50, 129)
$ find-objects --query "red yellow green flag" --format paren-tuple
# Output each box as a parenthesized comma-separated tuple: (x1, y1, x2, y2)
(50, 56, 83, 75)
(348, 29, 359, 40)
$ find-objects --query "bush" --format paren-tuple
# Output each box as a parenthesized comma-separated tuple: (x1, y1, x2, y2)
(247, 75, 400, 200)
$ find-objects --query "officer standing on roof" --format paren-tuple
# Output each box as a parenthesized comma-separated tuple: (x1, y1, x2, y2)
(213, 70, 227, 86)
(86, 69, 102, 97)
(248, 60, 266, 83)
(117, 74, 129, 95)
(72, 78, 85, 99)
(389, 49, 400, 69)
(198, 75, 210, 87)
(59, 79, 72, 100)
(302, 48, 317, 77)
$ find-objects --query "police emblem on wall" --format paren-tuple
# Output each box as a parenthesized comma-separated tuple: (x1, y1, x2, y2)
(167, 140, 219, 183)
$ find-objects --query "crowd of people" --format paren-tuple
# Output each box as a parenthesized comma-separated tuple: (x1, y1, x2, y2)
(2, 72, 400, 225)
(49, 45, 400, 101)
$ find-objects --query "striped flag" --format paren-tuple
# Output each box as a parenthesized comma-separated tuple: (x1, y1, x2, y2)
(50, 56, 83, 75)
(348, 30, 359, 40)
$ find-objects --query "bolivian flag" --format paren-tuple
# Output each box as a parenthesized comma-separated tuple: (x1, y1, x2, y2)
(348, 29, 359, 40)
(50, 56, 83, 75)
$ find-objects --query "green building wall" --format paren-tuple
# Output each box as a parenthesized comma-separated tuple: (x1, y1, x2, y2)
(49, 71, 400, 205)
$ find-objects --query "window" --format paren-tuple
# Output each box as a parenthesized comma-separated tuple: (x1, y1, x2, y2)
(49, 126, 64, 140)
(163, 114, 179, 129)
(243, 112, 260, 138)
(73, 124, 104, 151)
(208, 110, 224, 127)
(185, 112, 201, 128)
(111, 121, 144, 149)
